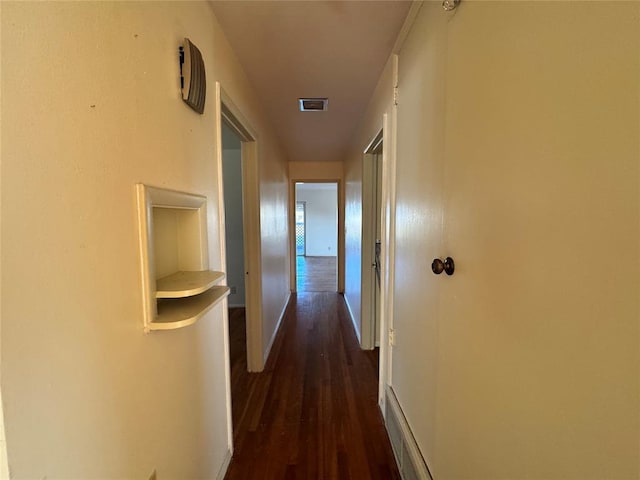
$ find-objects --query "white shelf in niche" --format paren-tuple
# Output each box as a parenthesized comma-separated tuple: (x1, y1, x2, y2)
(156, 270, 226, 298)
(136, 184, 229, 333)
(154, 286, 230, 331)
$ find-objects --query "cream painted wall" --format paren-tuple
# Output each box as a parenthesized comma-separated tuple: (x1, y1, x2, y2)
(258, 150, 290, 359)
(288, 161, 343, 180)
(391, 2, 639, 479)
(0, 5, 7, 477)
(1, 2, 288, 478)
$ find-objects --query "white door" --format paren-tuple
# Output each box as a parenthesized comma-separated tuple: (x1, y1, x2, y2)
(392, 2, 639, 478)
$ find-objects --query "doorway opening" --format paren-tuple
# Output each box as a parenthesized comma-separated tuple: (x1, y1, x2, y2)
(217, 83, 265, 452)
(221, 121, 248, 435)
(218, 89, 263, 375)
(361, 130, 383, 355)
(295, 182, 338, 292)
(222, 122, 245, 310)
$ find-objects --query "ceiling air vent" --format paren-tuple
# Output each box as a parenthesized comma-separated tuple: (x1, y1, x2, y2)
(299, 98, 328, 112)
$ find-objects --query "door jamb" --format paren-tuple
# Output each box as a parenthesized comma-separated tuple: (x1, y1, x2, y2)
(215, 82, 264, 380)
(379, 56, 399, 408)
(362, 130, 383, 351)
(360, 93, 397, 411)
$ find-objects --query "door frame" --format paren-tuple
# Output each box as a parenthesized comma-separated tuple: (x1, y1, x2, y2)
(361, 130, 383, 351)
(215, 82, 264, 380)
(360, 101, 397, 410)
(289, 179, 343, 293)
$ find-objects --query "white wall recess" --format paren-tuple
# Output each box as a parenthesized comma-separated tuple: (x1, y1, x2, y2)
(136, 184, 229, 332)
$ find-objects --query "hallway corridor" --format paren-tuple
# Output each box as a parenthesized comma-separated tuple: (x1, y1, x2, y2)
(226, 293, 398, 479)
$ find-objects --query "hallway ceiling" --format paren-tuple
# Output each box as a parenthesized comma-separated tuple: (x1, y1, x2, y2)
(210, 1, 413, 163)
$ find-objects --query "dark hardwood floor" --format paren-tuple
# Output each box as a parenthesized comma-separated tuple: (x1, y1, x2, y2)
(296, 256, 337, 292)
(225, 293, 398, 479)
(228, 306, 252, 432)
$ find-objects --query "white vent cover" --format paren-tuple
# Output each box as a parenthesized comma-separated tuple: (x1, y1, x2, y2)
(385, 386, 434, 480)
(299, 98, 328, 112)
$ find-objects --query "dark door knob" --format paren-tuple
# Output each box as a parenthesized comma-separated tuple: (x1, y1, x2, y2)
(431, 258, 444, 275)
(432, 257, 455, 276)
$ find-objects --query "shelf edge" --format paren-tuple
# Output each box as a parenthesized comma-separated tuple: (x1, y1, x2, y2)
(156, 271, 226, 299)
(147, 286, 231, 332)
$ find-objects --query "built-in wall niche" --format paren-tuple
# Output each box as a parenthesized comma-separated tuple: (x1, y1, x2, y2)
(136, 184, 229, 332)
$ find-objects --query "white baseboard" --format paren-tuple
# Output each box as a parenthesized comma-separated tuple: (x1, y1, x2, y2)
(263, 291, 291, 366)
(385, 386, 433, 480)
(216, 448, 233, 480)
(342, 293, 361, 343)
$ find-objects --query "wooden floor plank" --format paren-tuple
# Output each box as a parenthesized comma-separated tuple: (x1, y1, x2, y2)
(225, 293, 399, 480)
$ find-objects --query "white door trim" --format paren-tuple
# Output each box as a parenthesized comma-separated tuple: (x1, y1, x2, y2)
(216, 84, 263, 373)
(215, 82, 265, 452)
(362, 130, 383, 351)
(289, 179, 344, 293)
(380, 55, 399, 406)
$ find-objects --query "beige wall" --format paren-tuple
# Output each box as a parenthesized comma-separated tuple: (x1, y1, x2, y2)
(0, 4, 6, 476)
(1, 1, 288, 478)
(390, 2, 639, 478)
(288, 161, 343, 181)
(259, 150, 290, 359)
